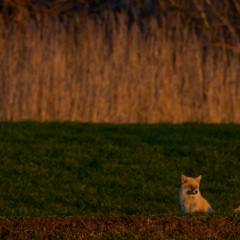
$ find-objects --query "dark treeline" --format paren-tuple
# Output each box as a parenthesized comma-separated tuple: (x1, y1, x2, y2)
(1, 0, 240, 48)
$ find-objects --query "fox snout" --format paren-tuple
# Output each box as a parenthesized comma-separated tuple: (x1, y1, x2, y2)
(186, 189, 198, 195)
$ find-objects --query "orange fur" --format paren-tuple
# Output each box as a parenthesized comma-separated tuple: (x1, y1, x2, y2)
(179, 174, 214, 214)
(234, 206, 240, 212)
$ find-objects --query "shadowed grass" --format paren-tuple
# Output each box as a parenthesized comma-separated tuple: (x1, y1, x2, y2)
(0, 122, 240, 217)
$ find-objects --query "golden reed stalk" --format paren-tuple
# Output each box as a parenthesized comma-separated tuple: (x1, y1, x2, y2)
(0, 12, 239, 123)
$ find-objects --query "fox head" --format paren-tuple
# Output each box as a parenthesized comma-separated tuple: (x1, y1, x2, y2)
(181, 174, 201, 196)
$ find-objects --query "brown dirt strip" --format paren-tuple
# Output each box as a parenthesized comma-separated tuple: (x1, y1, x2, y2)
(1, 215, 240, 239)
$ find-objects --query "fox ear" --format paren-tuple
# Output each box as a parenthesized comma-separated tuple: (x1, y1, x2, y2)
(181, 174, 188, 183)
(195, 175, 202, 183)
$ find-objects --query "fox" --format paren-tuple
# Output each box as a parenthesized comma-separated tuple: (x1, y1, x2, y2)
(234, 206, 240, 212)
(179, 174, 214, 214)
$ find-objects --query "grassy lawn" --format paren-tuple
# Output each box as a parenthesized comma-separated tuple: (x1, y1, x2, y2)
(0, 122, 240, 217)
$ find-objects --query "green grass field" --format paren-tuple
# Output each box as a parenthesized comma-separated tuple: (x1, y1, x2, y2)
(0, 122, 240, 217)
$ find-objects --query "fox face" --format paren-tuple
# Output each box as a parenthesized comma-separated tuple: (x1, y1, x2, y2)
(181, 174, 201, 196)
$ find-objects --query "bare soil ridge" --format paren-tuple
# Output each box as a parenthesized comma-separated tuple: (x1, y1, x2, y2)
(1, 216, 240, 239)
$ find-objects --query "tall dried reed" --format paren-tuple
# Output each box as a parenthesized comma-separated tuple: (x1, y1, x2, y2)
(0, 11, 239, 123)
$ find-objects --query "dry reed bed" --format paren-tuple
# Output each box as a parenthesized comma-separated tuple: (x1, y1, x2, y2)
(0, 12, 240, 123)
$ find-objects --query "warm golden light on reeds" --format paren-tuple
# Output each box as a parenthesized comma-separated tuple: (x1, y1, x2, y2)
(0, 9, 240, 123)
